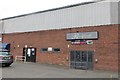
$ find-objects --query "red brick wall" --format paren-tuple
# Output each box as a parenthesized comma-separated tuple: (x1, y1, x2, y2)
(3, 24, 119, 71)
(117, 24, 119, 72)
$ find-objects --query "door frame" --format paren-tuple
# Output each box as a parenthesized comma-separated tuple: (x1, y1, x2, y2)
(23, 47, 36, 62)
(70, 50, 94, 70)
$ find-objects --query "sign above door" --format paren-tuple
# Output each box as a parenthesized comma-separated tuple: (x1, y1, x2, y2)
(66, 31, 98, 40)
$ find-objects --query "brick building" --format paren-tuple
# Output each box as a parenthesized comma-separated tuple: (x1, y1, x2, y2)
(0, 0, 119, 71)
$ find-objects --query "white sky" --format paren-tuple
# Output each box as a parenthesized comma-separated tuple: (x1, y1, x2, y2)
(0, 0, 93, 19)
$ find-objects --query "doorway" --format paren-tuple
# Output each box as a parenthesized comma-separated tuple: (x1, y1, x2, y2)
(23, 47, 36, 62)
(70, 50, 93, 70)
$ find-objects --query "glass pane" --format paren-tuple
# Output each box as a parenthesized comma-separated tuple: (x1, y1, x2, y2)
(54, 48, 60, 52)
(41, 48, 48, 52)
(81, 51, 87, 62)
(88, 51, 93, 62)
(75, 51, 81, 61)
(70, 51, 75, 61)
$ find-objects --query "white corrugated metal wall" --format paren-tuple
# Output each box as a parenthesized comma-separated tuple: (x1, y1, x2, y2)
(2, 0, 119, 33)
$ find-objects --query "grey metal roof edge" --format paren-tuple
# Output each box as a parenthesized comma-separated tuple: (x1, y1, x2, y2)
(1, 0, 104, 20)
(3, 24, 114, 35)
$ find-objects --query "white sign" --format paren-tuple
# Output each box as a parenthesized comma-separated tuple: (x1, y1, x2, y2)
(86, 40, 93, 44)
(66, 31, 98, 40)
(32, 48, 34, 51)
(0, 38, 1, 41)
(48, 47, 52, 51)
(27, 49, 31, 57)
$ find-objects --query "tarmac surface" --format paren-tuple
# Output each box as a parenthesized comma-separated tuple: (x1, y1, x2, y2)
(1, 62, 119, 78)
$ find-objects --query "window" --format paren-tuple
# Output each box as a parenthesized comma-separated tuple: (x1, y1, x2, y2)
(40, 48, 61, 53)
(53, 48, 60, 52)
(40, 48, 48, 52)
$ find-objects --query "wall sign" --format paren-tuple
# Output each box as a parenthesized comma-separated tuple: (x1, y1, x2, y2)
(66, 31, 98, 40)
(71, 40, 93, 45)
(48, 47, 52, 51)
(86, 40, 93, 44)
(27, 49, 31, 57)
(0, 37, 2, 41)
(71, 41, 86, 45)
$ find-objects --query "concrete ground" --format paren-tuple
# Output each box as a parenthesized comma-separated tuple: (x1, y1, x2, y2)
(1, 62, 118, 78)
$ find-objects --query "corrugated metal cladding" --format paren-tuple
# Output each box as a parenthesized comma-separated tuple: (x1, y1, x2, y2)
(0, 21, 2, 43)
(2, 0, 119, 33)
(119, 1, 120, 23)
(0, 21, 3, 34)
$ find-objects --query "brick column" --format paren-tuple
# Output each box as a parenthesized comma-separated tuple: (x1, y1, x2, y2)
(0, 34, 2, 43)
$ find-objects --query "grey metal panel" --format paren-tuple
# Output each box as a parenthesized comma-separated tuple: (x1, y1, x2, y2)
(105, 0, 120, 2)
(110, 2, 119, 24)
(118, 2, 120, 24)
(3, 1, 113, 33)
(0, 21, 2, 34)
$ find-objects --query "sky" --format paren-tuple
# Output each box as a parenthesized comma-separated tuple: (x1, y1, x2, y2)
(0, 0, 93, 19)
